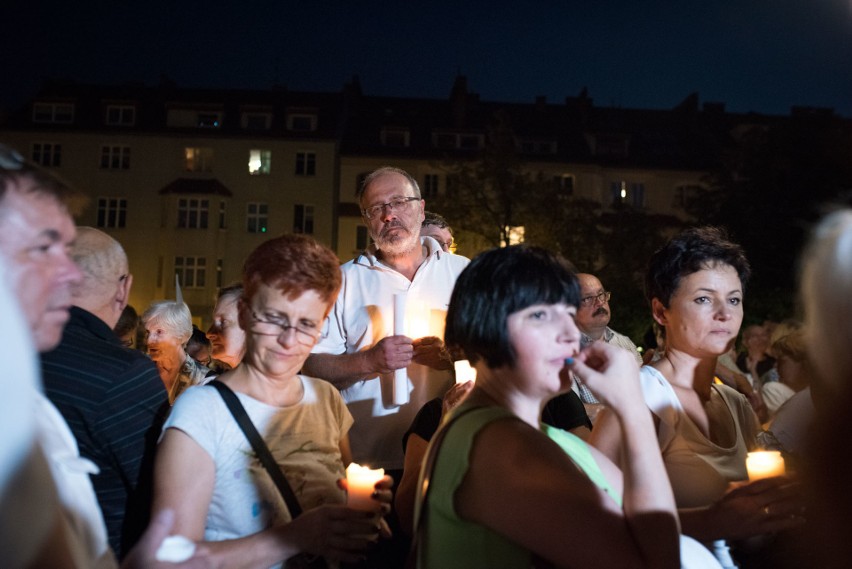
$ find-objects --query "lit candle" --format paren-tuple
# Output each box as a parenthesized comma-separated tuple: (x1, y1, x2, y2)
(454, 359, 476, 384)
(746, 450, 786, 481)
(345, 463, 385, 511)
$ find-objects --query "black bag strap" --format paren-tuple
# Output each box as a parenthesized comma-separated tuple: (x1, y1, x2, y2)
(209, 380, 303, 518)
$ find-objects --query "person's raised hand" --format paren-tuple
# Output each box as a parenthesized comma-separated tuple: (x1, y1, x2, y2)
(367, 335, 414, 375)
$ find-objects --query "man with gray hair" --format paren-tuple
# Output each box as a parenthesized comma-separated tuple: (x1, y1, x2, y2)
(41, 227, 169, 558)
(573, 273, 642, 417)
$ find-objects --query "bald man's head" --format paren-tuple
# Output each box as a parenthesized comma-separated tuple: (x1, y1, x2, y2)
(71, 227, 132, 328)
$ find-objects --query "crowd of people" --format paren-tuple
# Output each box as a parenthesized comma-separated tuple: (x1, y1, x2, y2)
(2, 143, 851, 568)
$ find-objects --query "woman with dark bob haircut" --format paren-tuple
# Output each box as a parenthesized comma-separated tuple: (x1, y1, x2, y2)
(592, 227, 803, 566)
(154, 234, 392, 568)
(416, 244, 721, 568)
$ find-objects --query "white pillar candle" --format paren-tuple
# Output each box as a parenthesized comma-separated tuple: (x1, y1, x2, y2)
(392, 293, 409, 405)
(346, 463, 385, 511)
(746, 450, 786, 481)
(454, 359, 476, 384)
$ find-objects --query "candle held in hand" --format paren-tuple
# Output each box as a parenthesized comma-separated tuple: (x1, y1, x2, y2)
(746, 450, 786, 481)
(346, 463, 385, 511)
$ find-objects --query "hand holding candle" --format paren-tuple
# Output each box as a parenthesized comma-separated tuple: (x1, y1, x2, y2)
(346, 463, 386, 511)
(746, 450, 786, 481)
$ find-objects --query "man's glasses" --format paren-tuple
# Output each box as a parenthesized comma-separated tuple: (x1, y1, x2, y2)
(579, 291, 611, 307)
(361, 196, 420, 220)
(249, 311, 325, 346)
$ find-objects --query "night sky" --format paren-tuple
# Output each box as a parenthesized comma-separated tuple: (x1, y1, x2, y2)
(4, 1, 852, 116)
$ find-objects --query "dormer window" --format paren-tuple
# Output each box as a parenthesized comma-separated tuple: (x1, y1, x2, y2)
(33, 103, 74, 124)
(287, 113, 317, 132)
(197, 113, 221, 128)
(242, 112, 272, 130)
(381, 128, 410, 148)
(106, 105, 136, 126)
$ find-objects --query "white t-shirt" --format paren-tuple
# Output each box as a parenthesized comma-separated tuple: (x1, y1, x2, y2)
(163, 377, 353, 546)
(313, 237, 469, 470)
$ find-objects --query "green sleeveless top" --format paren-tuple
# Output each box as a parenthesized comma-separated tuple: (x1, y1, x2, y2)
(417, 405, 622, 569)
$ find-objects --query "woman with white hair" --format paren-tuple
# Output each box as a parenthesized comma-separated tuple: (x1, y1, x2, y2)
(142, 301, 210, 403)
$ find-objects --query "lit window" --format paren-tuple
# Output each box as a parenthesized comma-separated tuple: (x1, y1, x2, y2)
(506, 226, 525, 245)
(97, 197, 127, 228)
(294, 204, 314, 234)
(177, 198, 209, 229)
(216, 259, 223, 288)
(174, 256, 206, 288)
(246, 202, 269, 233)
(184, 147, 213, 172)
(295, 152, 316, 176)
(100, 145, 131, 170)
(31, 142, 61, 167)
(106, 105, 136, 126)
(218, 201, 226, 229)
(248, 149, 271, 175)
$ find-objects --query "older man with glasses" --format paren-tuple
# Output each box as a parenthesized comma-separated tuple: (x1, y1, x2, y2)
(303, 166, 469, 568)
(573, 273, 642, 418)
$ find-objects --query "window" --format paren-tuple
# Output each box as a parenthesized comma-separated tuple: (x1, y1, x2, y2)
(242, 112, 272, 130)
(423, 174, 440, 198)
(432, 132, 484, 150)
(32, 103, 74, 124)
(356, 226, 369, 250)
(287, 114, 317, 132)
(31, 143, 61, 167)
(248, 149, 271, 175)
(216, 259, 223, 288)
(381, 128, 410, 147)
(553, 174, 574, 196)
(506, 226, 525, 245)
(174, 256, 206, 288)
(197, 113, 221, 128)
(631, 183, 645, 208)
(593, 134, 629, 157)
(520, 139, 557, 154)
(459, 134, 483, 150)
(106, 105, 135, 126)
(184, 147, 213, 172)
(218, 201, 226, 229)
(247, 202, 269, 233)
(100, 145, 130, 170)
(295, 152, 316, 176)
(97, 198, 127, 228)
(610, 181, 645, 208)
(611, 181, 627, 206)
(673, 185, 701, 209)
(178, 198, 209, 229)
(294, 204, 314, 234)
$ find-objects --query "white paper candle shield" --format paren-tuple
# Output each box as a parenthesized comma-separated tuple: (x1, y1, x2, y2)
(346, 463, 385, 511)
(392, 293, 409, 405)
(746, 450, 786, 481)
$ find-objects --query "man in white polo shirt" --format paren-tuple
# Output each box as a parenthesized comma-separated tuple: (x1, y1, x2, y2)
(304, 167, 469, 475)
